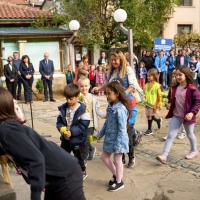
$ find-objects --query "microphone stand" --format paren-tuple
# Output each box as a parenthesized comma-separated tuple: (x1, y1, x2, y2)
(12, 61, 38, 130)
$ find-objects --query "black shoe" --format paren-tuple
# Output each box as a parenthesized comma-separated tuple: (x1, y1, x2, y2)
(108, 181, 124, 192)
(17, 97, 21, 100)
(50, 99, 56, 102)
(43, 99, 48, 102)
(109, 175, 116, 186)
(127, 158, 135, 168)
(144, 130, 153, 136)
(122, 159, 126, 165)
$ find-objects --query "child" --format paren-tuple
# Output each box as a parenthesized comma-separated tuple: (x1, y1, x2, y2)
(78, 77, 106, 161)
(137, 61, 147, 90)
(111, 78, 142, 168)
(0, 87, 86, 200)
(56, 84, 90, 180)
(88, 65, 96, 90)
(65, 64, 75, 84)
(188, 55, 198, 86)
(144, 68, 162, 135)
(96, 65, 106, 96)
(97, 81, 131, 191)
(156, 66, 200, 164)
(163, 69, 186, 140)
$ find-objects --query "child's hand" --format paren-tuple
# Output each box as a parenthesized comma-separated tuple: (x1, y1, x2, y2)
(59, 126, 67, 135)
(96, 136, 101, 140)
(185, 112, 194, 121)
(66, 131, 71, 137)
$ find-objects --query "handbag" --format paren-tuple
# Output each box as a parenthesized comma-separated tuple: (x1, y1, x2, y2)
(132, 84, 144, 103)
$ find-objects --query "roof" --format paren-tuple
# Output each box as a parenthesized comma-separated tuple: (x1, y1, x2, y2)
(0, 2, 52, 19)
(0, 27, 72, 39)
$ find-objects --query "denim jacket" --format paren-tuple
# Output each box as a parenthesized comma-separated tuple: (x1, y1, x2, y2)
(98, 102, 129, 153)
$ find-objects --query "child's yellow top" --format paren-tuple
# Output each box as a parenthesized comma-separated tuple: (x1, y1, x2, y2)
(144, 82, 162, 109)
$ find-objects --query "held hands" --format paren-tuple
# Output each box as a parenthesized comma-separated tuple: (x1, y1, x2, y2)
(96, 136, 101, 140)
(45, 75, 50, 80)
(10, 79, 14, 82)
(185, 112, 194, 121)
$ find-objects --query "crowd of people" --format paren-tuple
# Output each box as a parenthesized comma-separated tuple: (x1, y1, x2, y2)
(0, 47, 200, 199)
(2, 52, 56, 104)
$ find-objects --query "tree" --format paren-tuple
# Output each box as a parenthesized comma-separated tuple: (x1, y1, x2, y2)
(173, 31, 200, 48)
(33, 0, 179, 50)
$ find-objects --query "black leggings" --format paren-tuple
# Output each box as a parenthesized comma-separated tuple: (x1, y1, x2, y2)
(45, 165, 86, 200)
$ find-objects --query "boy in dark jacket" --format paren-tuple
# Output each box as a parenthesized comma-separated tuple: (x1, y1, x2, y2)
(56, 84, 90, 180)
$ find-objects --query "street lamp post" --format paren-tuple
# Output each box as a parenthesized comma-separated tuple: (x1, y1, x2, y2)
(114, 9, 133, 68)
(68, 20, 80, 71)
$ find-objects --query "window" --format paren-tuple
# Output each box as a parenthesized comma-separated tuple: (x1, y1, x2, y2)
(179, 0, 192, 6)
(177, 25, 192, 34)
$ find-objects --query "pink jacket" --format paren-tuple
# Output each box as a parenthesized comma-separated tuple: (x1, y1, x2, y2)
(96, 71, 106, 84)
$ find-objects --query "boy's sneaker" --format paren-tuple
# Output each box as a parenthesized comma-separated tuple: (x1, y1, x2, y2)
(177, 132, 186, 139)
(127, 157, 135, 168)
(157, 118, 163, 129)
(156, 154, 167, 164)
(82, 171, 88, 180)
(87, 147, 96, 160)
(144, 130, 153, 136)
(109, 175, 116, 186)
(108, 181, 124, 192)
(185, 151, 198, 159)
(84, 161, 87, 167)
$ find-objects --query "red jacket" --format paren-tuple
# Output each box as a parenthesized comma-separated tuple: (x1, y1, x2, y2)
(166, 84, 200, 124)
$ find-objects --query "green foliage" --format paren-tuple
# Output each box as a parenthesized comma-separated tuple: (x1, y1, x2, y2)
(173, 31, 200, 48)
(34, 0, 179, 49)
(36, 79, 44, 94)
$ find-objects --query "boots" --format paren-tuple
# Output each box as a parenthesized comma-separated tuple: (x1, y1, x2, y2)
(127, 157, 135, 168)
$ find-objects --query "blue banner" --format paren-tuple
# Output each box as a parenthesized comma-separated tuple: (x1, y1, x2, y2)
(154, 38, 173, 52)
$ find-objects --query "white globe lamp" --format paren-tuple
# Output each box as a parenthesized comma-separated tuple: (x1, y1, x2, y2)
(114, 9, 127, 23)
(69, 20, 80, 31)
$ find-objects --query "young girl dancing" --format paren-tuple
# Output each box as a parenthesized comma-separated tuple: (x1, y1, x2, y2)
(156, 66, 200, 164)
(144, 68, 162, 135)
(97, 81, 131, 192)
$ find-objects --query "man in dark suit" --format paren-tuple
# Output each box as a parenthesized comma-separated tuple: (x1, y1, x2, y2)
(13, 52, 22, 100)
(39, 52, 56, 102)
(4, 56, 18, 99)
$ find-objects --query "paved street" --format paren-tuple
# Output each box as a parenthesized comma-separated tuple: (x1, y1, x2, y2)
(1, 96, 200, 200)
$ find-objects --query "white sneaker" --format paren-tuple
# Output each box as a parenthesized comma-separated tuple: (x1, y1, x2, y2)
(177, 132, 186, 139)
(162, 136, 167, 141)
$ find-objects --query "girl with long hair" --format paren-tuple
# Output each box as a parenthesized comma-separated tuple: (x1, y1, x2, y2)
(97, 81, 131, 192)
(0, 87, 86, 200)
(144, 68, 162, 135)
(156, 66, 200, 163)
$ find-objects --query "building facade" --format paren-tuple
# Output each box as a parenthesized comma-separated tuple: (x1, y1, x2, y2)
(163, 0, 200, 39)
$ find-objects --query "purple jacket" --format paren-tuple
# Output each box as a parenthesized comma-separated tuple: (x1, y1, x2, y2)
(166, 84, 200, 124)
(137, 67, 147, 79)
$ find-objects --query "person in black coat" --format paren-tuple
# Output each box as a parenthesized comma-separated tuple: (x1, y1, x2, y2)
(19, 55, 35, 104)
(4, 56, 18, 99)
(0, 87, 86, 200)
(39, 52, 56, 102)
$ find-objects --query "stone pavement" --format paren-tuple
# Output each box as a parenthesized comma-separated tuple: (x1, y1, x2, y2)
(1, 96, 200, 200)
